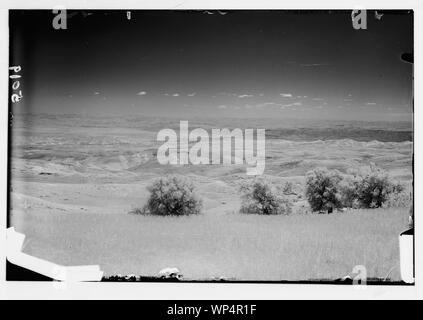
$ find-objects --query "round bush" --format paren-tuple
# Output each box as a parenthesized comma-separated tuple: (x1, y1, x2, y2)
(354, 166, 404, 208)
(140, 175, 202, 216)
(240, 179, 292, 215)
(305, 167, 343, 213)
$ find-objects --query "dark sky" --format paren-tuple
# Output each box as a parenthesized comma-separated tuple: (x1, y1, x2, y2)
(10, 10, 413, 121)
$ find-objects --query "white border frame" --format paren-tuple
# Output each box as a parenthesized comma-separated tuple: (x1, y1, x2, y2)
(0, 1, 421, 300)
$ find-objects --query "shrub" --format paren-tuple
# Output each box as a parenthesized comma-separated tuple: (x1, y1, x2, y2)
(136, 175, 202, 216)
(339, 174, 362, 209)
(351, 166, 404, 209)
(305, 167, 343, 212)
(382, 190, 412, 208)
(240, 178, 292, 215)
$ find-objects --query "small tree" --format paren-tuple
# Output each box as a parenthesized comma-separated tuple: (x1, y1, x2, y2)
(305, 167, 343, 212)
(240, 179, 292, 215)
(137, 175, 202, 216)
(354, 166, 404, 208)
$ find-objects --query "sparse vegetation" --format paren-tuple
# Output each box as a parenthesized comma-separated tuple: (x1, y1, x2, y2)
(240, 179, 292, 215)
(305, 167, 343, 212)
(12, 114, 412, 281)
(132, 175, 202, 216)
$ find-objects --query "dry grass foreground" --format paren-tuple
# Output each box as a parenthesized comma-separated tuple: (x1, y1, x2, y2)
(11, 204, 408, 281)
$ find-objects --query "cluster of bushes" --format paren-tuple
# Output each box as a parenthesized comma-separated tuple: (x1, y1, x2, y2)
(132, 175, 294, 216)
(305, 166, 407, 212)
(132, 165, 408, 216)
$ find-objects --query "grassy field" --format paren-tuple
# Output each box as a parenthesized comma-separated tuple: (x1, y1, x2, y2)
(12, 206, 408, 281)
